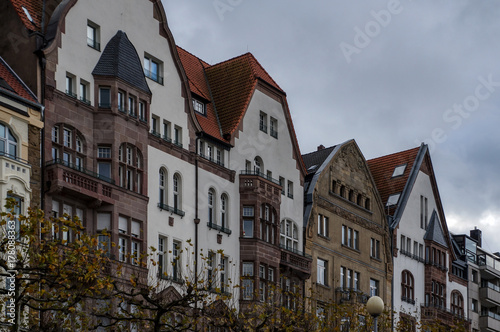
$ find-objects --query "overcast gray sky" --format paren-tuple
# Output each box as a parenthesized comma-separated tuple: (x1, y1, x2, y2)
(163, 0, 500, 253)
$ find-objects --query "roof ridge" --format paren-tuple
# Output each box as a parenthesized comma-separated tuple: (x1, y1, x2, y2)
(176, 45, 210, 67)
(368, 145, 421, 162)
(302, 145, 336, 157)
(246, 53, 283, 92)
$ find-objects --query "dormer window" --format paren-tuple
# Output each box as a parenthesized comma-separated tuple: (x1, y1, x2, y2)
(392, 164, 407, 177)
(193, 99, 205, 115)
(386, 193, 401, 207)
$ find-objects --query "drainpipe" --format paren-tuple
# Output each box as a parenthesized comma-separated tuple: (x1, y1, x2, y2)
(194, 137, 200, 331)
(388, 216, 395, 332)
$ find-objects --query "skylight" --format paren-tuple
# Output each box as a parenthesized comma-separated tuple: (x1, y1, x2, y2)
(386, 193, 401, 207)
(307, 164, 317, 171)
(392, 164, 407, 177)
(22, 6, 34, 23)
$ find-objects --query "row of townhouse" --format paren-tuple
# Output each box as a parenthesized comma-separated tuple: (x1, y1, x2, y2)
(0, 0, 499, 331)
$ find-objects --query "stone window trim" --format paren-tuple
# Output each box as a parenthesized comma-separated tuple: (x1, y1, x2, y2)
(118, 143, 143, 194)
(51, 123, 86, 171)
(329, 179, 371, 211)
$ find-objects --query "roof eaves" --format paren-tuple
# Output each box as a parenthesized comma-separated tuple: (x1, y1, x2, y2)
(0, 56, 39, 103)
(303, 140, 349, 227)
(390, 143, 427, 229)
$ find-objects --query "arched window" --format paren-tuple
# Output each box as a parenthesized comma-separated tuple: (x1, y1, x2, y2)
(220, 194, 228, 229)
(451, 291, 464, 317)
(208, 188, 215, 225)
(159, 168, 167, 205)
(118, 143, 143, 194)
(254, 157, 263, 175)
(173, 173, 181, 211)
(401, 270, 414, 303)
(280, 219, 298, 251)
(51, 124, 85, 169)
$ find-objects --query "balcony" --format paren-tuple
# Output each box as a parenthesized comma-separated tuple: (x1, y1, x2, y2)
(45, 159, 113, 204)
(280, 245, 312, 278)
(0, 153, 31, 186)
(199, 153, 225, 167)
(421, 303, 469, 327)
(335, 288, 369, 304)
(207, 222, 231, 235)
(480, 310, 500, 332)
(157, 202, 184, 217)
(239, 171, 282, 200)
(480, 281, 500, 307)
(478, 254, 500, 279)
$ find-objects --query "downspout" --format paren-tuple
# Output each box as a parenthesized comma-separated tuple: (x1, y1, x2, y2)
(194, 137, 200, 331)
(388, 216, 395, 332)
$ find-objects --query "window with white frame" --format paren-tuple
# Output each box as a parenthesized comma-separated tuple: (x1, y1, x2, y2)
(158, 235, 167, 278)
(371, 238, 380, 259)
(172, 240, 181, 281)
(370, 278, 379, 296)
(243, 206, 254, 238)
(208, 189, 215, 225)
(144, 54, 163, 84)
(242, 262, 254, 300)
(280, 219, 298, 251)
(52, 124, 85, 170)
(159, 168, 167, 206)
(87, 20, 100, 50)
(317, 258, 327, 285)
(270, 117, 278, 138)
(192, 98, 205, 115)
(118, 216, 142, 265)
(259, 111, 267, 133)
(342, 225, 359, 250)
(220, 194, 228, 229)
(173, 173, 181, 212)
(118, 143, 143, 193)
(220, 255, 228, 293)
(0, 123, 18, 159)
(318, 213, 329, 237)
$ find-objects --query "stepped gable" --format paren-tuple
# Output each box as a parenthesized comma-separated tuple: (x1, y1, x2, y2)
(92, 30, 151, 94)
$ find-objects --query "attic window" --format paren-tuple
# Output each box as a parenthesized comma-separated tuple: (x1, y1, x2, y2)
(192, 99, 205, 115)
(22, 7, 34, 23)
(386, 193, 401, 207)
(307, 165, 317, 171)
(392, 164, 407, 177)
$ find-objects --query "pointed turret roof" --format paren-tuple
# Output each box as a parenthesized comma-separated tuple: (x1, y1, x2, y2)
(92, 31, 151, 94)
(424, 210, 448, 248)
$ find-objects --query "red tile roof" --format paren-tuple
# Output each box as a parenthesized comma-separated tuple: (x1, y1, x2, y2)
(367, 146, 420, 212)
(0, 56, 38, 103)
(177, 47, 225, 142)
(8, 0, 42, 31)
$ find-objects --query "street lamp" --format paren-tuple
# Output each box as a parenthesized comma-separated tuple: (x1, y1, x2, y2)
(366, 296, 384, 332)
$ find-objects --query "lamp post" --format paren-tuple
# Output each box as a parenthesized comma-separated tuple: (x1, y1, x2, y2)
(366, 296, 384, 332)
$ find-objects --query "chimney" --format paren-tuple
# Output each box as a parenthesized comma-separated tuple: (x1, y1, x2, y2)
(317, 145, 325, 151)
(470, 227, 482, 247)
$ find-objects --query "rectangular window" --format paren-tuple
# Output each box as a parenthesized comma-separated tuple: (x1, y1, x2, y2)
(259, 112, 267, 133)
(242, 279, 254, 300)
(401, 235, 406, 252)
(151, 115, 159, 135)
(66, 73, 76, 97)
(347, 269, 353, 289)
(270, 117, 278, 138)
(131, 241, 140, 265)
(242, 262, 254, 277)
(174, 126, 182, 147)
(340, 266, 346, 289)
(79, 79, 90, 104)
(370, 279, 379, 296)
(119, 237, 127, 262)
(317, 258, 327, 285)
(216, 149, 223, 166)
(220, 256, 228, 293)
(158, 236, 167, 278)
(99, 87, 111, 108)
(243, 220, 253, 238)
(63, 128, 71, 147)
(353, 230, 359, 250)
(163, 121, 171, 141)
(407, 237, 412, 254)
(144, 55, 163, 84)
(279, 177, 285, 195)
(172, 241, 181, 281)
(192, 99, 205, 115)
(287, 181, 294, 199)
(87, 20, 100, 50)
(97, 162, 111, 181)
(354, 272, 360, 290)
(128, 96, 136, 116)
(318, 214, 329, 237)
(371, 238, 380, 259)
(138, 101, 146, 121)
(52, 126, 59, 143)
(118, 91, 125, 112)
(98, 146, 111, 159)
(243, 206, 254, 217)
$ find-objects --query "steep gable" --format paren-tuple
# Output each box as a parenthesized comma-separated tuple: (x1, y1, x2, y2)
(424, 210, 448, 248)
